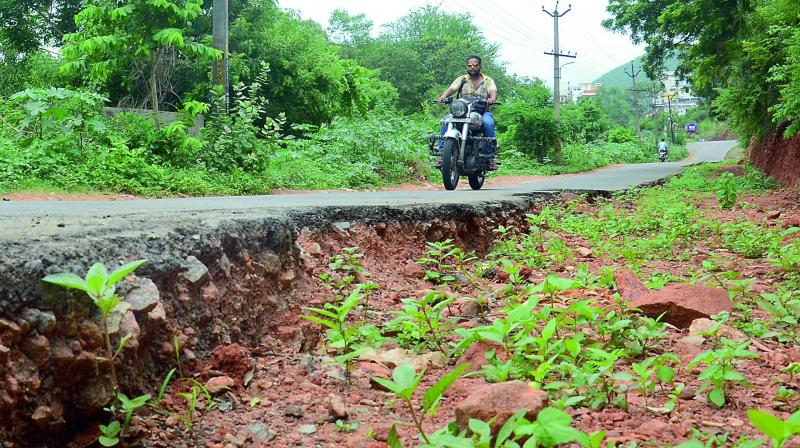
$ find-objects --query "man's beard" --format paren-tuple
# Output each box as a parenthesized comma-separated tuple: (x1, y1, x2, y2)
(468, 68, 480, 77)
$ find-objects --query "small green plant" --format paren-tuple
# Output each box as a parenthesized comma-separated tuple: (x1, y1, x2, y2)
(335, 420, 359, 433)
(177, 380, 217, 434)
(782, 362, 800, 383)
(747, 408, 800, 448)
(98, 420, 121, 447)
(534, 274, 581, 301)
(330, 246, 367, 275)
(757, 288, 800, 330)
(302, 285, 370, 365)
(42, 259, 146, 392)
(418, 239, 476, 285)
(514, 407, 596, 448)
(387, 291, 454, 354)
(117, 393, 151, 439)
(420, 407, 604, 448)
(688, 338, 758, 407)
(644, 271, 673, 289)
(621, 358, 657, 407)
(173, 334, 184, 378)
(372, 363, 469, 445)
(772, 386, 797, 409)
(321, 246, 368, 291)
(716, 172, 737, 210)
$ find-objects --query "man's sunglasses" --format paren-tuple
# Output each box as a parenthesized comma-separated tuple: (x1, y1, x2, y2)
(467, 63, 480, 68)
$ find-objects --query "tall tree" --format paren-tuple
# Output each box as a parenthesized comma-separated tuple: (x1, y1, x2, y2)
(0, 0, 81, 54)
(60, 0, 222, 112)
(327, 9, 373, 47)
(604, 0, 755, 97)
(340, 6, 513, 112)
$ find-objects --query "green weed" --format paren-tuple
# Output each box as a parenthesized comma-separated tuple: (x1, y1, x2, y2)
(688, 339, 758, 407)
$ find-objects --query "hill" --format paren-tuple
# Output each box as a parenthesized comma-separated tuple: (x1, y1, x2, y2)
(594, 55, 679, 88)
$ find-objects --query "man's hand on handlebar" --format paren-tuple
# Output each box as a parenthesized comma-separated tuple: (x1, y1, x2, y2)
(487, 97, 497, 105)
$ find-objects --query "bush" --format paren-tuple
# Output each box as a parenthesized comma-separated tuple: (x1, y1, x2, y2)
(608, 127, 638, 143)
(269, 112, 433, 189)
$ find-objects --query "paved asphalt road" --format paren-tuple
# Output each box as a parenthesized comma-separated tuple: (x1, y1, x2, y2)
(0, 140, 735, 241)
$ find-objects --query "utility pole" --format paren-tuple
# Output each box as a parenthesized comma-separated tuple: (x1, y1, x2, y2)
(543, 1, 575, 165)
(561, 61, 575, 103)
(665, 85, 676, 144)
(625, 62, 642, 142)
(212, 0, 229, 110)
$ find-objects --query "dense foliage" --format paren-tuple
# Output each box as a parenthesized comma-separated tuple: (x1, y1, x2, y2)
(605, 0, 800, 140)
(0, 0, 694, 196)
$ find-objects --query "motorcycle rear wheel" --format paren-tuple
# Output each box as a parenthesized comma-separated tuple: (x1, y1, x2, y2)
(468, 172, 484, 190)
(441, 139, 460, 190)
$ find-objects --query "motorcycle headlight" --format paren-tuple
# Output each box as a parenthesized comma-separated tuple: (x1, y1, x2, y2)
(450, 100, 468, 118)
(469, 112, 483, 128)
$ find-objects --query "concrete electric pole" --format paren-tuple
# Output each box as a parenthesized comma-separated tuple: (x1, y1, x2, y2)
(212, 0, 229, 110)
(543, 1, 575, 165)
(625, 62, 642, 142)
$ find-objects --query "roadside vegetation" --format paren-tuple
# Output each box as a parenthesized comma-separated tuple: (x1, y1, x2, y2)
(0, 0, 695, 197)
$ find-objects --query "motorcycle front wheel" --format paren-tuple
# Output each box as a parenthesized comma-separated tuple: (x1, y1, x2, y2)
(468, 172, 484, 190)
(441, 138, 460, 190)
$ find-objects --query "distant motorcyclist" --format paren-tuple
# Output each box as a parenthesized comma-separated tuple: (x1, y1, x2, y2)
(658, 139, 669, 162)
(436, 55, 498, 170)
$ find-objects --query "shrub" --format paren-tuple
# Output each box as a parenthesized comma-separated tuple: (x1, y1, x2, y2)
(608, 126, 637, 144)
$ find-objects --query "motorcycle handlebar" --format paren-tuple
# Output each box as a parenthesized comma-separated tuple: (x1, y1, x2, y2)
(432, 98, 501, 105)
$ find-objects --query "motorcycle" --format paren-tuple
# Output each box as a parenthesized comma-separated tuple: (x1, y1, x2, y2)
(658, 146, 669, 162)
(428, 97, 498, 190)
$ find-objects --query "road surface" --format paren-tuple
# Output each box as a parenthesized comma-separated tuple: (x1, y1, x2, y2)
(0, 140, 735, 242)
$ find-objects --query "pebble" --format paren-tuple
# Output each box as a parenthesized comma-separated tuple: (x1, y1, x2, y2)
(283, 404, 303, 418)
(222, 433, 245, 447)
(248, 422, 274, 441)
(328, 395, 348, 419)
(298, 424, 317, 435)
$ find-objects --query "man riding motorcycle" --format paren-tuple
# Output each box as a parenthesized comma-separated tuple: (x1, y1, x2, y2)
(658, 139, 669, 162)
(436, 55, 498, 171)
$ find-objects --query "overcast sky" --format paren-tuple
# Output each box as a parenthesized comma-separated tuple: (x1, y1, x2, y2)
(276, 0, 644, 90)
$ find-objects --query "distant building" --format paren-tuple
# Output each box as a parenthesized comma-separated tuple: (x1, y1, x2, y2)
(570, 82, 601, 102)
(652, 72, 700, 115)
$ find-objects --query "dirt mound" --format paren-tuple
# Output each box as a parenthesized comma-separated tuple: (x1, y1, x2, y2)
(708, 164, 746, 178)
(749, 121, 800, 187)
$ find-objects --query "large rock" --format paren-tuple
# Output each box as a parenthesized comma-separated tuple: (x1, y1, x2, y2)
(206, 376, 235, 395)
(126, 278, 160, 312)
(455, 381, 548, 433)
(614, 269, 650, 302)
(182, 256, 209, 284)
(628, 283, 732, 329)
(456, 340, 505, 372)
(688, 318, 747, 341)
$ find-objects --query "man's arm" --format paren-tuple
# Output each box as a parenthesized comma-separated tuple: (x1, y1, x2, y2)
(437, 86, 456, 103)
(487, 86, 497, 105)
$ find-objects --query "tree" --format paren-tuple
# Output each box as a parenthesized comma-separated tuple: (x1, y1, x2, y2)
(60, 0, 222, 113)
(496, 78, 557, 162)
(340, 6, 514, 112)
(603, 0, 755, 97)
(327, 9, 373, 47)
(226, 1, 394, 125)
(0, 0, 82, 54)
(594, 86, 633, 127)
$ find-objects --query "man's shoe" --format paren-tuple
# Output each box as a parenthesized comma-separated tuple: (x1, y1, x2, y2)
(434, 158, 442, 169)
(488, 161, 499, 171)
